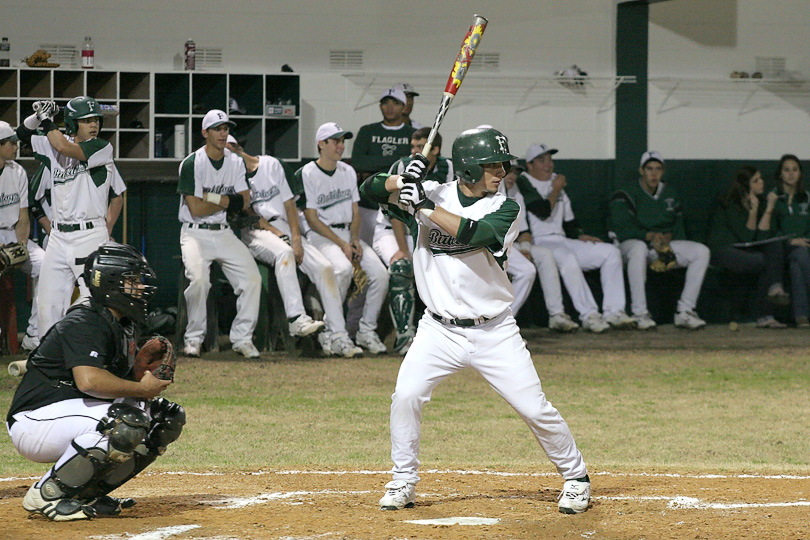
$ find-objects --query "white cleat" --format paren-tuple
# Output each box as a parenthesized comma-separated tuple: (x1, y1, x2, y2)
(182, 340, 201, 358)
(674, 310, 706, 330)
(634, 313, 657, 330)
(355, 330, 387, 354)
(233, 341, 260, 358)
(581, 313, 609, 333)
(604, 310, 637, 329)
(379, 480, 416, 510)
(23, 483, 94, 521)
(288, 314, 325, 337)
(557, 477, 591, 514)
(548, 313, 579, 333)
(330, 333, 363, 358)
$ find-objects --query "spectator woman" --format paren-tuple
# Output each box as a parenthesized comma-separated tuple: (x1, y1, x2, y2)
(707, 166, 790, 328)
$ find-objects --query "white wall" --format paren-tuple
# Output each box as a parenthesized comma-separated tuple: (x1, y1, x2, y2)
(5, 1, 809, 161)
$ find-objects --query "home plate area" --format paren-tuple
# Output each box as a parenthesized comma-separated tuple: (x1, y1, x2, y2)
(1, 469, 809, 540)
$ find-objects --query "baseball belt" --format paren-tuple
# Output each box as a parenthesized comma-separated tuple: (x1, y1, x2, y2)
(430, 311, 492, 327)
(187, 223, 230, 230)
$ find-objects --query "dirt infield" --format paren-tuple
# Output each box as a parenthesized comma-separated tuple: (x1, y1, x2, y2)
(1, 468, 809, 539)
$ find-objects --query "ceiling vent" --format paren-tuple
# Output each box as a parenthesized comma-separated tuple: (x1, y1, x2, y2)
(472, 52, 500, 71)
(196, 47, 223, 69)
(330, 50, 363, 70)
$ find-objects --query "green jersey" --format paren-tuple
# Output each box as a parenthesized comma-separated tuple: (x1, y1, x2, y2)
(609, 180, 686, 242)
(351, 122, 415, 175)
(771, 189, 810, 239)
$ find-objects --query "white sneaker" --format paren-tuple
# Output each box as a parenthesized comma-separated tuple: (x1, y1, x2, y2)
(355, 330, 387, 354)
(318, 331, 334, 355)
(23, 483, 94, 521)
(288, 314, 325, 337)
(548, 313, 579, 332)
(674, 310, 706, 330)
(182, 340, 201, 357)
(330, 333, 363, 358)
(233, 341, 260, 358)
(604, 310, 636, 329)
(558, 477, 591, 514)
(581, 313, 609, 333)
(21, 333, 40, 352)
(379, 480, 416, 510)
(634, 313, 657, 330)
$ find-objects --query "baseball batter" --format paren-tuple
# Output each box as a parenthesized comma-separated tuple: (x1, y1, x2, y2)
(6, 243, 183, 521)
(0, 121, 44, 348)
(177, 110, 261, 358)
(15, 97, 125, 338)
(360, 127, 591, 515)
(300, 122, 388, 355)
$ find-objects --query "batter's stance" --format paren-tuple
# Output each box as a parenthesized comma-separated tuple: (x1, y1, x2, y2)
(360, 127, 590, 514)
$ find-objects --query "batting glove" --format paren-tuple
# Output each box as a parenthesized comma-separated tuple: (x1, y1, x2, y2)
(33, 100, 59, 122)
(398, 182, 435, 211)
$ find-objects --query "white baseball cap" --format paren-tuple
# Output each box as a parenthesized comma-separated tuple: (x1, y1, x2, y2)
(640, 150, 665, 167)
(476, 124, 495, 130)
(393, 82, 419, 96)
(0, 121, 18, 142)
(380, 88, 407, 105)
(316, 122, 353, 142)
(226, 134, 237, 145)
(526, 143, 558, 163)
(202, 109, 236, 130)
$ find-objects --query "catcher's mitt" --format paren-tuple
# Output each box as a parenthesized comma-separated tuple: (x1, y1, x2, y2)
(133, 336, 176, 382)
(0, 242, 29, 276)
(347, 261, 368, 301)
(649, 237, 677, 273)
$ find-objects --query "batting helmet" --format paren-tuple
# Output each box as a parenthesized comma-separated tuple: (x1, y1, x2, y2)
(64, 96, 103, 135)
(84, 242, 156, 324)
(452, 127, 517, 183)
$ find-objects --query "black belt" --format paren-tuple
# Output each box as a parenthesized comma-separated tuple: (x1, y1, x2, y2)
(188, 223, 230, 230)
(430, 311, 492, 327)
(57, 221, 95, 232)
(331, 223, 350, 229)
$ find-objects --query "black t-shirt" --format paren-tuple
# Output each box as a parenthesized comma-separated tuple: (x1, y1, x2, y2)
(6, 299, 136, 423)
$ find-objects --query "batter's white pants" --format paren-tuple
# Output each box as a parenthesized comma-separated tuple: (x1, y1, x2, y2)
(0, 230, 43, 338)
(535, 236, 627, 320)
(619, 239, 710, 316)
(242, 227, 348, 335)
(37, 222, 109, 338)
(307, 228, 389, 334)
(506, 248, 536, 316)
(180, 225, 261, 346)
(389, 310, 588, 484)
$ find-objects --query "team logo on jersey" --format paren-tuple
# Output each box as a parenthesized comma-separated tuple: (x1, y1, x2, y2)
(253, 186, 280, 204)
(664, 198, 679, 212)
(800, 202, 810, 215)
(204, 185, 235, 195)
(52, 164, 88, 184)
(0, 192, 20, 209)
(381, 143, 397, 157)
(317, 188, 353, 208)
(427, 227, 478, 256)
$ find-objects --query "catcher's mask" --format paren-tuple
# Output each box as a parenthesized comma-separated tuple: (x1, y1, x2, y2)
(84, 242, 156, 324)
(64, 96, 103, 135)
(452, 127, 517, 184)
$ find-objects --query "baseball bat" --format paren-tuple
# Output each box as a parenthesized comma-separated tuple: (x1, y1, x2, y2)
(421, 14, 488, 159)
(8, 359, 27, 377)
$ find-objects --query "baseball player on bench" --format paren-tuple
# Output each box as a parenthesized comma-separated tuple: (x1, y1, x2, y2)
(360, 126, 591, 515)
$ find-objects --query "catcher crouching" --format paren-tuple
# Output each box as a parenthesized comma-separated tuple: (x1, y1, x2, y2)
(5, 242, 183, 521)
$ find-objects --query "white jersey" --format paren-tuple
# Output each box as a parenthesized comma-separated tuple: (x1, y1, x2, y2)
(500, 181, 530, 234)
(0, 161, 28, 229)
(31, 134, 124, 225)
(301, 160, 359, 226)
(248, 155, 293, 223)
(520, 171, 574, 238)
(177, 146, 248, 224)
(410, 180, 519, 320)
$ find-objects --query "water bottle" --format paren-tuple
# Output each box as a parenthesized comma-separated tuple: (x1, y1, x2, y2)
(154, 132, 163, 158)
(82, 36, 94, 69)
(184, 39, 196, 71)
(0, 37, 10, 67)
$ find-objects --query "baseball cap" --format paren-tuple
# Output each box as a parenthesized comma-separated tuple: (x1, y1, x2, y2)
(640, 150, 665, 167)
(0, 121, 18, 142)
(393, 82, 419, 96)
(380, 88, 407, 105)
(316, 122, 353, 142)
(476, 124, 495, 130)
(226, 134, 237, 145)
(202, 109, 236, 130)
(525, 143, 558, 163)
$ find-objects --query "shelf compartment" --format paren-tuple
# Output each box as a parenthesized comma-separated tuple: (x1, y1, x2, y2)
(192, 73, 226, 114)
(0, 99, 16, 124)
(120, 72, 150, 100)
(19, 70, 51, 98)
(154, 73, 190, 115)
(0, 69, 18, 98)
(264, 118, 299, 160)
(229, 74, 263, 116)
(231, 118, 262, 155)
(265, 74, 300, 109)
(119, 100, 150, 130)
(87, 71, 117, 100)
(53, 70, 84, 99)
(119, 131, 149, 159)
(155, 117, 190, 159)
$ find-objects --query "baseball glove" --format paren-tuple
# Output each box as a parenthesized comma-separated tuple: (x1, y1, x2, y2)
(227, 210, 260, 230)
(347, 261, 368, 301)
(649, 237, 677, 273)
(133, 336, 176, 382)
(0, 242, 29, 276)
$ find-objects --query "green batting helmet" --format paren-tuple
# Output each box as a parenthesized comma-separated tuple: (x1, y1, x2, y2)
(452, 127, 517, 183)
(64, 96, 103, 135)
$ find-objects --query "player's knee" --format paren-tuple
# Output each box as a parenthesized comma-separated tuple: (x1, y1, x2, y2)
(392, 387, 429, 408)
(98, 404, 151, 462)
(695, 243, 710, 263)
(625, 240, 647, 260)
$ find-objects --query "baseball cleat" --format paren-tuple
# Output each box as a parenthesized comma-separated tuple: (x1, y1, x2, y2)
(233, 341, 260, 358)
(87, 495, 136, 516)
(289, 314, 325, 337)
(548, 313, 579, 333)
(356, 331, 387, 354)
(182, 340, 201, 358)
(674, 310, 706, 330)
(379, 480, 416, 510)
(604, 310, 636, 329)
(23, 483, 95, 521)
(634, 313, 657, 330)
(318, 331, 334, 355)
(330, 333, 363, 358)
(557, 476, 591, 514)
(581, 313, 609, 333)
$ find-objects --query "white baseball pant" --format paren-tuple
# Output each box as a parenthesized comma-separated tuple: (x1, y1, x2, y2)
(242, 226, 348, 335)
(389, 310, 588, 485)
(307, 228, 389, 334)
(619, 239, 710, 316)
(0, 230, 43, 338)
(37, 221, 109, 338)
(372, 224, 414, 267)
(505, 248, 536, 316)
(535, 236, 627, 320)
(527, 244, 568, 317)
(180, 225, 261, 346)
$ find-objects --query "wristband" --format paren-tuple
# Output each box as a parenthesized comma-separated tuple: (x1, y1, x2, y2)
(203, 192, 223, 206)
(39, 119, 57, 134)
(23, 114, 41, 130)
(226, 193, 245, 214)
(419, 208, 434, 219)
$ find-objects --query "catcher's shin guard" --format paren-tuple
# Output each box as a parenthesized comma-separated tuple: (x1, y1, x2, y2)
(388, 258, 415, 343)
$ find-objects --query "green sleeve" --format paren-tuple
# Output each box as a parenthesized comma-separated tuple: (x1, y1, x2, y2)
(457, 198, 519, 249)
(177, 154, 196, 195)
(78, 138, 108, 160)
(292, 166, 306, 209)
(358, 172, 391, 204)
(608, 192, 647, 241)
